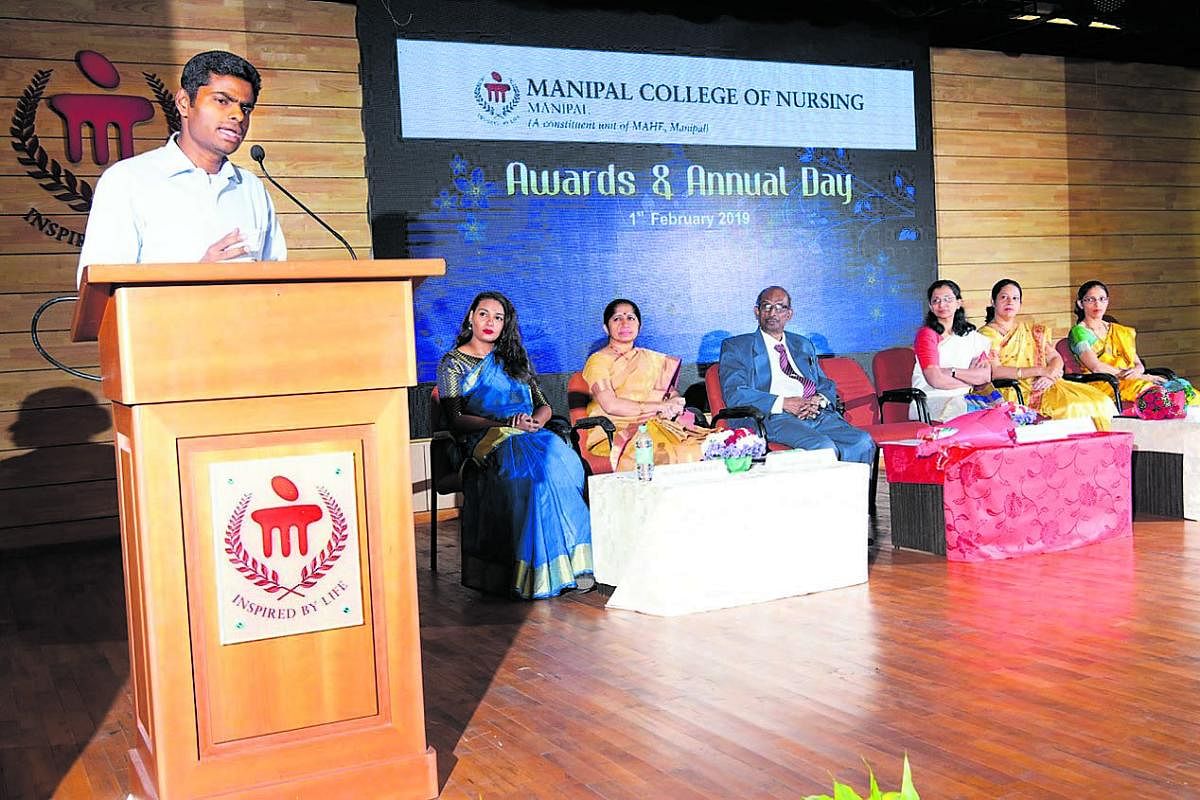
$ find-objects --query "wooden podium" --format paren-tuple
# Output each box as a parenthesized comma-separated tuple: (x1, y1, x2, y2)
(71, 261, 443, 800)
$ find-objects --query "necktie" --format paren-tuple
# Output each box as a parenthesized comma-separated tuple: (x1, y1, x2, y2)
(775, 343, 816, 398)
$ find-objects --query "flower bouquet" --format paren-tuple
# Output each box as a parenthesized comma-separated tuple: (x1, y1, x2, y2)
(1008, 403, 1042, 426)
(1134, 384, 1187, 420)
(701, 427, 767, 473)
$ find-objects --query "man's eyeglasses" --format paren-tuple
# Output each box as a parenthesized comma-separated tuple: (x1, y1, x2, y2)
(758, 302, 791, 314)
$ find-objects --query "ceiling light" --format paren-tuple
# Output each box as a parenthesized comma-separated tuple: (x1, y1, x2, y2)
(1011, 14, 1042, 20)
(1046, 16, 1078, 25)
(1088, 20, 1121, 29)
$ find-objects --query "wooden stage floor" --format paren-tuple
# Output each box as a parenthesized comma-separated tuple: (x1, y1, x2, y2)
(3, 490, 1199, 798)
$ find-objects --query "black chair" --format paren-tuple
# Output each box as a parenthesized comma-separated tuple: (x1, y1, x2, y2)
(428, 386, 476, 573)
(1054, 336, 1175, 413)
(565, 370, 618, 476)
(565, 369, 711, 476)
(992, 377, 1026, 406)
(427, 386, 580, 578)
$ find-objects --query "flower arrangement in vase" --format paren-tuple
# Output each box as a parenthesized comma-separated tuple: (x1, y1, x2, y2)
(701, 427, 767, 473)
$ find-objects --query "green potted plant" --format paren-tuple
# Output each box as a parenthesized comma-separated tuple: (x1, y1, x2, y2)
(803, 754, 920, 800)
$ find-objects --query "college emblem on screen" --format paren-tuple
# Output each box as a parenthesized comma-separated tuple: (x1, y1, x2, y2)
(474, 70, 521, 125)
(210, 452, 364, 645)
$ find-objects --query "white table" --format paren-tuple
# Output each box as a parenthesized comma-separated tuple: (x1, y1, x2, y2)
(587, 450, 869, 616)
(1110, 412, 1200, 520)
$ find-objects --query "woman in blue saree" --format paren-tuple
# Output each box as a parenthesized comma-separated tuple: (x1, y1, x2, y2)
(437, 291, 593, 599)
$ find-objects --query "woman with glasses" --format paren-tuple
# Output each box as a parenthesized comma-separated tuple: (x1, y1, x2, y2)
(581, 298, 707, 470)
(437, 291, 593, 599)
(979, 278, 1116, 423)
(911, 280, 993, 421)
(1068, 280, 1197, 407)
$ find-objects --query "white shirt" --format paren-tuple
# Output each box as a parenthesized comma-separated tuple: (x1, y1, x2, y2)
(77, 134, 286, 285)
(761, 329, 810, 414)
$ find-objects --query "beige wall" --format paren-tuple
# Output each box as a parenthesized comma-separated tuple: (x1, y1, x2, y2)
(932, 48, 1200, 381)
(0, 0, 365, 548)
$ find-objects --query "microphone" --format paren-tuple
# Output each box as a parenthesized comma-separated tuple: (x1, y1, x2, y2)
(250, 145, 357, 260)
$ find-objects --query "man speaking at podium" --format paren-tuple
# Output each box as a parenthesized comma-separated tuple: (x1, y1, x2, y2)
(77, 50, 286, 286)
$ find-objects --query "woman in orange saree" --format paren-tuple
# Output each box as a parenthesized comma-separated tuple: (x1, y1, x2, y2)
(979, 279, 1116, 425)
(581, 299, 707, 471)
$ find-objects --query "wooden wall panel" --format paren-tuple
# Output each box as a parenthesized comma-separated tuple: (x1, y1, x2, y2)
(934, 101, 1200, 139)
(938, 185, 1200, 211)
(935, 130, 1200, 164)
(0, 0, 364, 547)
(934, 48, 1200, 91)
(0, 293, 76, 332)
(1, 60, 363, 107)
(0, 140, 366, 178)
(0, 177, 370, 215)
(938, 210, 1200, 238)
(0, 372, 105, 413)
(937, 157, 1200, 187)
(0, 330, 98, 371)
(933, 48, 1200, 386)
(0, 516, 118, 549)
(2, 479, 118, 527)
(0, 404, 114, 450)
(1, 212, 371, 253)
(1, 20, 359, 71)
(2, 0, 356, 36)
(942, 259, 1200, 294)
(934, 74, 1200, 115)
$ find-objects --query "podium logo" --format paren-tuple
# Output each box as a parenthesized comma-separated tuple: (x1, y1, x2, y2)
(223, 475, 349, 598)
(11, 50, 177, 249)
(210, 452, 364, 645)
(474, 69, 521, 125)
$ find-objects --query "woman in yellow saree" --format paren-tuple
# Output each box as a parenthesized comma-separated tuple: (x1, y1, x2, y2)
(581, 299, 707, 471)
(1068, 280, 1198, 406)
(979, 279, 1117, 424)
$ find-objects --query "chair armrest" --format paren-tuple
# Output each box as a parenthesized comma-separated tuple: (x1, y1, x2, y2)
(879, 388, 925, 403)
(992, 378, 1025, 406)
(712, 405, 766, 438)
(430, 429, 473, 491)
(572, 415, 616, 448)
(685, 406, 710, 428)
(1146, 366, 1177, 380)
(878, 388, 930, 424)
(544, 414, 576, 446)
(1061, 372, 1121, 408)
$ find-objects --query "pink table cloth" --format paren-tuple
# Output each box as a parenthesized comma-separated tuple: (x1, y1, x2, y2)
(882, 432, 1133, 561)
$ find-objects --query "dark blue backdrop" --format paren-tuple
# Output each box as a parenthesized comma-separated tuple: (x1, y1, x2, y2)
(358, 1, 938, 382)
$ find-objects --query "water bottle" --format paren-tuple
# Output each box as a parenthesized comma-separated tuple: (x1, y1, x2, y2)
(634, 423, 654, 482)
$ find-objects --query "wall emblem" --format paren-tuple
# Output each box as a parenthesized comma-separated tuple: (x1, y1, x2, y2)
(210, 452, 364, 645)
(11, 50, 179, 247)
(474, 70, 521, 125)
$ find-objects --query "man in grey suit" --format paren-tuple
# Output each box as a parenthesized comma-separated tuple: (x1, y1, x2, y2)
(717, 285, 875, 464)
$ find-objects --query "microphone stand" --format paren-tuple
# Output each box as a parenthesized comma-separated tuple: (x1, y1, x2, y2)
(250, 145, 357, 260)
